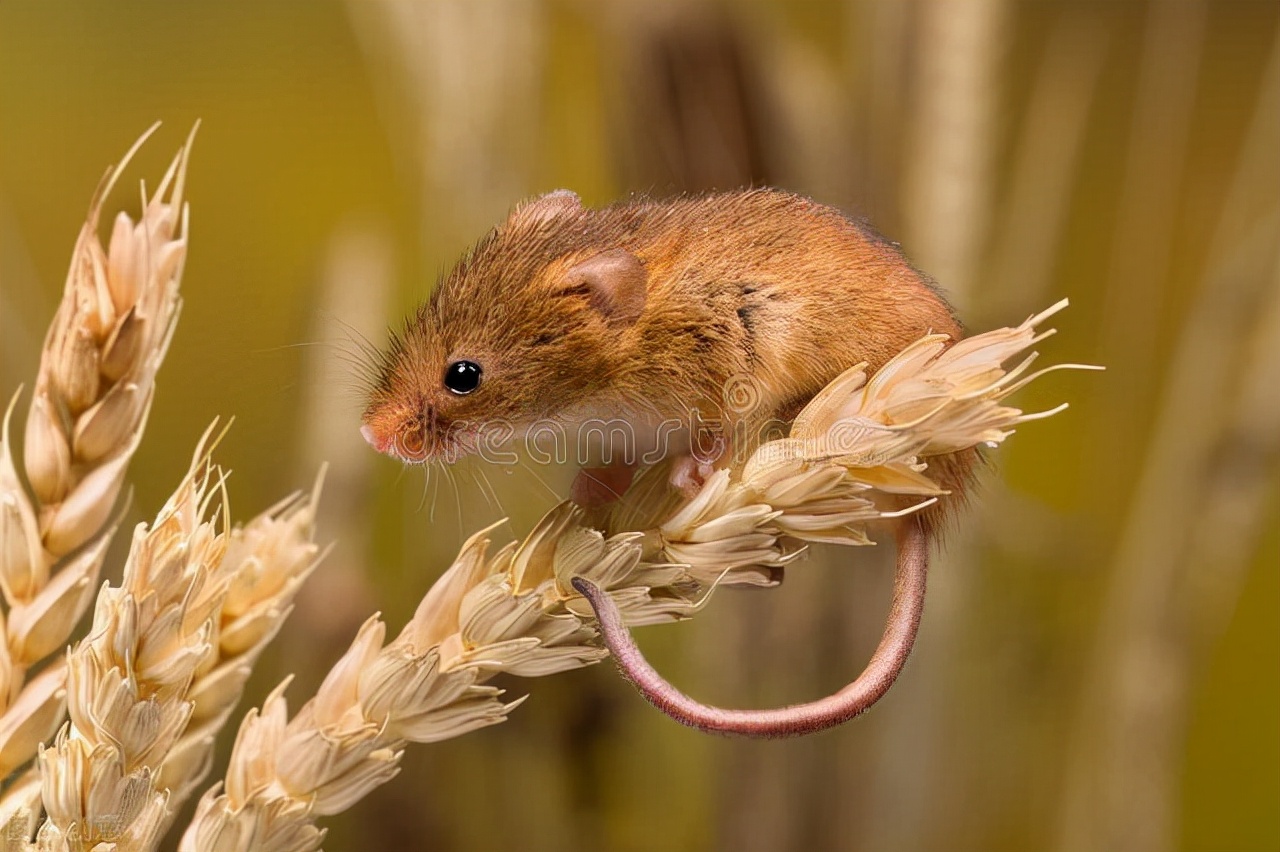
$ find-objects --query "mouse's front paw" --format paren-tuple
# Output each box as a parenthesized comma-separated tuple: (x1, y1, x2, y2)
(669, 455, 717, 499)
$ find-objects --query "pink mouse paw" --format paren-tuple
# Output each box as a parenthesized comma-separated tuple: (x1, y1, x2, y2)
(669, 455, 716, 499)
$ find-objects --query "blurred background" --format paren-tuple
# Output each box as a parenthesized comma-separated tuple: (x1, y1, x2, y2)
(1, 1, 1277, 851)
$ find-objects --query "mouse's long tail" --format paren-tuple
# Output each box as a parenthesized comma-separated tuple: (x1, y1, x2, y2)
(570, 514, 929, 737)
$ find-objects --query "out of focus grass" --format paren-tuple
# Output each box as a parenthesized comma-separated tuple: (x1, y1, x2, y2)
(1, 2, 1276, 851)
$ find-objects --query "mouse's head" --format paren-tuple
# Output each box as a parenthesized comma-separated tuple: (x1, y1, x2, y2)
(362, 190, 650, 464)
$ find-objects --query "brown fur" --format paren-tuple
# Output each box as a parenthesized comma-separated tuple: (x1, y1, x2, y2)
(363, 188, 976, 530)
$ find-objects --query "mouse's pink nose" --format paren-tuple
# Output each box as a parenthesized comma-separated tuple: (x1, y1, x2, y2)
(360, 424, 383, 451)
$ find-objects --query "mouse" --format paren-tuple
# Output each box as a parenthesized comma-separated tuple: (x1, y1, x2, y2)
(362, 187, 974, 737)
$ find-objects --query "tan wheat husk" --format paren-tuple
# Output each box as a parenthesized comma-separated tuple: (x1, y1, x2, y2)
(6, 430, 322, 852)
(182, 300, 1093, 852)
(31, 440, 229, 850)
(0, 127, 192, 818)
(1, 130, 326, 852)
(155, 472, 324, 822)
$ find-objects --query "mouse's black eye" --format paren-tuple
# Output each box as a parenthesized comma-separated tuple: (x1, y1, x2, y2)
(443, 360, 483, 395)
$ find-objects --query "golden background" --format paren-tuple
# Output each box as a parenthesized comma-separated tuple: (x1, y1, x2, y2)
(1, 2, 1277, 850)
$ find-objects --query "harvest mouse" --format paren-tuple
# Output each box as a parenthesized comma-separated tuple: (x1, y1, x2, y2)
(361, 188, 970, 511)
(362, 188, 972, 736)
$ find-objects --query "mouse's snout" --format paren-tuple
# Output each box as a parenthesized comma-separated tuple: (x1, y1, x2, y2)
(360, 411, 432, 463)
(360, 423, 384, 452)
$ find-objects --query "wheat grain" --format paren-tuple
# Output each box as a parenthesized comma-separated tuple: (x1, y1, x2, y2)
(19, 430, 321, 852)
(33, 441, 227, 851)
(19, 125, 190, 560)
(0, 130, 194, 843)
(155, 473, 324, 825)
(0, 127, 193, 784)
(0, 128, 326, 852)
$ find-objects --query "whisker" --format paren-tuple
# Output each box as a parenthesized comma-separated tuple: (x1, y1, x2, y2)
(477, 465, 508, 520)
(416, 464, 432, 514)
(428, 464, 440, 524)
(332, 314, 384, 355)
(520, 457, 564, 503)
(445, 463, 464, 539)
(466, 464, 497, 513)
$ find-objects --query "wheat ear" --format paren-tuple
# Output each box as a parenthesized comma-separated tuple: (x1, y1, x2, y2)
(181, 301, 1094, 852)
(0, 127, 192, 797)
(0, 128, 324, 850)
(155, 470, 324, 824)
(32, 436, 230, 851)
(9, 428, 321, 852)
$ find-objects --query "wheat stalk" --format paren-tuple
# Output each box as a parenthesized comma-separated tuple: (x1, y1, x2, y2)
(181, 300, 1092, 852)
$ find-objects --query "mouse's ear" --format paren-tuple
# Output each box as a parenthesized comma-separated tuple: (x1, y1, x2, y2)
(515, 189, 582, 225)
(565, 249, 648, 326)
